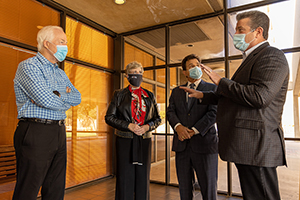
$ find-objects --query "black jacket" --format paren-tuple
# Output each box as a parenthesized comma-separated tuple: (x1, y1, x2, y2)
(105, 86, 161, 133)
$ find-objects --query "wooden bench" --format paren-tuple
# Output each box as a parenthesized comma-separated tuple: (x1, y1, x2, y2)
(0, 145, 16, 182)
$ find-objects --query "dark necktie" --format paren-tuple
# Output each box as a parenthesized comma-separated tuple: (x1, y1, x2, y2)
(187, 83, 195, 109)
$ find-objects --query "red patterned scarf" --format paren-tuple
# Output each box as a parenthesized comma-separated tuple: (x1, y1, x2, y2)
(129, 85, 148, 125)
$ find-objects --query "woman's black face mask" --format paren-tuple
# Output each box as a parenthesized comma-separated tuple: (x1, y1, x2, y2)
(127, 74, 143, 87)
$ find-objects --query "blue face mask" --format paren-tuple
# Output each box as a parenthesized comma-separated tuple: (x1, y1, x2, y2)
(189, 66, 202, 80)
(53, 45, 68, 62)
(233, 30, 256, 52)
(48, 42, 68, 62)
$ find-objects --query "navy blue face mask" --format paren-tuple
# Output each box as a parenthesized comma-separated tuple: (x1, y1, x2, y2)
(127, 74, 143, 87)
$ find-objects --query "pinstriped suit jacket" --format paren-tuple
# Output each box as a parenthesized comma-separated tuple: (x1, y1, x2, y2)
(202, 42, 289, 167)
(167, 81, 218, 154)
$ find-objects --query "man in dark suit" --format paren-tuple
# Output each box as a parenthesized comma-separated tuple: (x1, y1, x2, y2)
(182, 11, 289, 200)
(167, 54, 218, 200)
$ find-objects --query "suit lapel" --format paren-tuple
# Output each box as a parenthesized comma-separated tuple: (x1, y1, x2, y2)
(231, 42, 269, 80)
(187, 81, 205, 112)
(178, 83, 189, 110)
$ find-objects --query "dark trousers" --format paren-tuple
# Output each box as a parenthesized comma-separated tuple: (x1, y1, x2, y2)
(115, 135, 151, 200)
(13, 120, 67, 200)
(175, 145, 218, 200)
(235, 163, 281, 200)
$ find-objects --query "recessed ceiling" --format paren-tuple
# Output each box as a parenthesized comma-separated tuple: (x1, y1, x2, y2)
(52, 0, 235, 70)
(134, 22, 210, 49)
(53, 0, 222, 34)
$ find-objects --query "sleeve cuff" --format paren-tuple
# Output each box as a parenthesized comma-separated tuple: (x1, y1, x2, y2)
(192, 127, 199, 135)
(60, 93, 69, 103)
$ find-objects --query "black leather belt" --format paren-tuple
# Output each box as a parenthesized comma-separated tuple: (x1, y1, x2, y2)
(20, 118, 65, 126)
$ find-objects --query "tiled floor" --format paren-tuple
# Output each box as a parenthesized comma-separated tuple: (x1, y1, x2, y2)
(62, 177, 242, 200)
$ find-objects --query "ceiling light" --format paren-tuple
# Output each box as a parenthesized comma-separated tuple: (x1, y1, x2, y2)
(115, 0, 126, 5)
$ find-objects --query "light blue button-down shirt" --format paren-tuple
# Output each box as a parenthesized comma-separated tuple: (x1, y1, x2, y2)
(14, 52, 81, 120)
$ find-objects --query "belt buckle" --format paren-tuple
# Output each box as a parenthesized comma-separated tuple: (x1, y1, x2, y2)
(58, 120, 65, 126)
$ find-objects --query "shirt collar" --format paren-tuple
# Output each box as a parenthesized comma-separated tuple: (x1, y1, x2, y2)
(243, 40, 268, 60)
(36, 52, 59, 68)
(188, 79, 201, 89)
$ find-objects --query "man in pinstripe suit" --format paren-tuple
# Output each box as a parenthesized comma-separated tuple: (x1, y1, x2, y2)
(167, 54, 218, 200)
(181, 11, 289, 200)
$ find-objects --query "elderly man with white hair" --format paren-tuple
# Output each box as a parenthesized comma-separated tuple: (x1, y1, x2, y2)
(13, 25, 81, 200)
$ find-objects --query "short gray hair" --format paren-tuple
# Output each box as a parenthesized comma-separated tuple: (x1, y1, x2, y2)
(126, 61, 144, 74)
(236, 10, 269, 40)
(37, 26, 64, 51)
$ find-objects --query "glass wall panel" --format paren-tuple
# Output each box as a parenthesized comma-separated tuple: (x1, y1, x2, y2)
(227, 0, 263, 8)
(124, 43, 154, 80)
(157, 69, 166, 84)
(203, 61, 226, 83)
(64, 62, 113, 188)
(170, 136, 178, 185)
(170, 68, 177, 88)
(229, 0, 300, 56)
(156, 86, 166, 134)
(232, 164, 242, 195)
(0, 44, 35, 145)
(66, 17, 114, 69)
(156, 57, 165, 66)
(278, 140, 300, 199)
(150, 135, 165, 182)
(0, 0, 60, 47)
(283, 52, 300, 139)
(156, 68, 177, 88)
(170, 17, 224, 63)
(217, 158, 229, 192)
(228, 59, 242, 79)
(140, 82, 154, 93)
(125, 28, 165, 66)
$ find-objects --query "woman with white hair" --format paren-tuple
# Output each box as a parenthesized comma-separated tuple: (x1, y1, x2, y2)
(105, 61, 161, 200)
